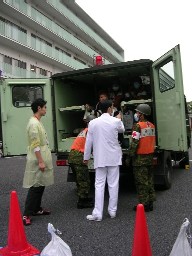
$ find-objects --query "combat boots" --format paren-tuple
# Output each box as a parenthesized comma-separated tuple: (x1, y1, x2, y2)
(77, 198, 94, 209)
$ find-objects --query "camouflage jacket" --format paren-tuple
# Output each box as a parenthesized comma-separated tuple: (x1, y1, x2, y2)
(129, 120, 154, 166)
(68, 149, 85, 165)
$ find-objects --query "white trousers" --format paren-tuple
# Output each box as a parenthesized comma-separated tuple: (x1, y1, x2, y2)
(92, 166, 119, 219)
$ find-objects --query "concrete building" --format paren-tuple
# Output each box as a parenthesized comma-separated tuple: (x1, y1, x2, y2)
(0, 0, 124, 78)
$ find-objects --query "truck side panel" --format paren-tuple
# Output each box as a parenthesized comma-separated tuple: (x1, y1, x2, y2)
(0, 78, 54, 156)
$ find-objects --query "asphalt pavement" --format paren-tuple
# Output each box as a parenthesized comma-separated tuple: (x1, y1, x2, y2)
(0, 151, 192, 256)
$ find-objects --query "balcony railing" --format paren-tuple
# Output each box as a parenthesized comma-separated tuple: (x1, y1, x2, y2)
(47, 0, 123, 61)
(0, 18, 88, 70)
(4, 0, 112, 64)
(5, 0, 28, 13)
(0, 61, 50, 78)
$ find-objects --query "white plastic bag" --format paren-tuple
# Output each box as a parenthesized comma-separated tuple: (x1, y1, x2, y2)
(40, 223, 72, 256)
(169, 218, 192, 256)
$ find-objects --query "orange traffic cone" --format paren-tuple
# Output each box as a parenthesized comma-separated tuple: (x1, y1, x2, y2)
(132, 204, 152, 256)
(0, 190, 40, 256)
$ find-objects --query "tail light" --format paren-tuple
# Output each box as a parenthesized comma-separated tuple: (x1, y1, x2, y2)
(56, 160, 68, 166)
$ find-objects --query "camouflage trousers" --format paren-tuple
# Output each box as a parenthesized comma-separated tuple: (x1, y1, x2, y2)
(68, 150, 91, 199)
(133, 165, 156, 205)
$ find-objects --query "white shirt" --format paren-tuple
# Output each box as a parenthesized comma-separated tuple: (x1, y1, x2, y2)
(84, 113, 125, 169)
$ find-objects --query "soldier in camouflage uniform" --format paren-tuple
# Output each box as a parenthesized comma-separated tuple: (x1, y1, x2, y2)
(68, 115, 96, 209)
(129, 104, 156, 212)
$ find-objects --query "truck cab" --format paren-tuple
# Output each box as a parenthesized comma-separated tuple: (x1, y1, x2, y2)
(0, 45, 190, 189)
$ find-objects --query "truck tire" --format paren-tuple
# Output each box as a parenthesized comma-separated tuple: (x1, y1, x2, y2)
(161, 151, 172, 189)
(155, 151, 172, 190)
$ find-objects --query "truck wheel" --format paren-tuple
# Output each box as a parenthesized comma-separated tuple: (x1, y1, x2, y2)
(161, 152, 172, 189)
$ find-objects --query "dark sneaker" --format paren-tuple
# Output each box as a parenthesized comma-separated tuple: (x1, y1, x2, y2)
(33, 209, 51, 216)
(23, 216, 31, 226)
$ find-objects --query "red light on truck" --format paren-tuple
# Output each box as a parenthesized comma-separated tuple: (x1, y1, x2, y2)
(93, 54, 105, 66)
(56, 160, 68, 166)
(96, 55, 103, 65)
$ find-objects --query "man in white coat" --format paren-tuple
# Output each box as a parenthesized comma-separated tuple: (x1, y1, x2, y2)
(84, 100, 125, 221)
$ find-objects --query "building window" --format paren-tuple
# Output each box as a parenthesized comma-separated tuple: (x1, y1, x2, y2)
(39, 68, 47, 76)
(4, 56, 12, 65)
(74, 34, 85, 44)
(31, 33, 52, 47)
(30, 65, 36, 73)
(14, 60, 26, 69)
(74, 56, 86, 65)
(12, 85, 43, 107)
(47, 71, 52, 77)
(18, 26, 27, 33)
(30, 65, 51, 77)
(56, 23, 71, 35)
(31, 33, 36, 39)
(55, 46, 71, 57)
(0, 16, 5, 22)
(45, 41, 52, 47)
(0, 16, 27, 35)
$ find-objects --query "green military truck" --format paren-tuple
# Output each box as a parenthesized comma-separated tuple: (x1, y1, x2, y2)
(0, 44, 190, 189)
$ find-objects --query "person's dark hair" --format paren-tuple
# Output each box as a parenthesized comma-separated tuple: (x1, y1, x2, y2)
(133, 76, 142, 84)
(98, 90, 108, 98)
(31, 98, 47, 113)
(98, 100, 113, 113)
